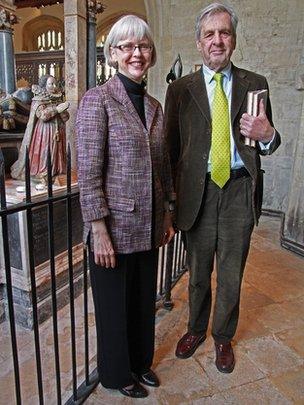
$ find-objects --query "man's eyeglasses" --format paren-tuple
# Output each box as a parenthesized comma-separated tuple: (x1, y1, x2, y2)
(114, 43, 153, 54)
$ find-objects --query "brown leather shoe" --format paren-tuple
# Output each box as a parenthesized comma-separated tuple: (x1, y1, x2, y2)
(215, 342, 235, 373)
(175, 332, 206, 359)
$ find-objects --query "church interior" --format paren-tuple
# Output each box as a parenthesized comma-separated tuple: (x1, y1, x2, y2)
(0, 0, 303, 403)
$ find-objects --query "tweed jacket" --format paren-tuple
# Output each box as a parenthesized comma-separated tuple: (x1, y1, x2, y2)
(164, 64, 281, 230)
(76, 74, 174, 254)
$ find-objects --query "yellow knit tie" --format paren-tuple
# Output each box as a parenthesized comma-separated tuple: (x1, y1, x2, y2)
(211, 73, 231, 188)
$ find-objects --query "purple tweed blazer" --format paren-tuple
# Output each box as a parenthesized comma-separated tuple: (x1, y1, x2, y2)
(76, 75, 174, 254)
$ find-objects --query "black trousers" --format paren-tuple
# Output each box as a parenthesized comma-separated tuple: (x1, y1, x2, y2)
(186, 175, 254, 343)
(89, 248, 158, 389)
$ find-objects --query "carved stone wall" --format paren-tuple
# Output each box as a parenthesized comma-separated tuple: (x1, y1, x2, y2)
(96, 0, 146, 41)
(283, 53, 304, 254)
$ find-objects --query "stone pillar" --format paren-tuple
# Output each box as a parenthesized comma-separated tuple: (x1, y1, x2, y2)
(282, 81, 304, 255)
(144, 0, 174, 105)
(87, 0, 105, 89)
(64, 0, 87, 168)
(280, 31, 304, 256)
(0, 7, 17, 94)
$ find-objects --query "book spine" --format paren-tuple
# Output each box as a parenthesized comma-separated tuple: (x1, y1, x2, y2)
(252, 93, 259, 117)
(250, 93, 260, 147)
(245, 92, 254, 146)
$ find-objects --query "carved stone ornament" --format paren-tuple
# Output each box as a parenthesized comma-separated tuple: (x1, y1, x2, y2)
(0, 7, 17, 30)
(87, 0, 106, 20)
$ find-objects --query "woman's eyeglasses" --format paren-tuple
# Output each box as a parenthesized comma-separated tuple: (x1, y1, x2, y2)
(114, 43, 153, 54)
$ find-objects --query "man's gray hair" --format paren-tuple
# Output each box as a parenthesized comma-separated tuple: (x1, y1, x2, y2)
(104, 15, 156, 68)
(195, 2, 238, 40)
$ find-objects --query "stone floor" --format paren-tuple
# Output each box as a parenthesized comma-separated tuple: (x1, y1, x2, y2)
(0, 276, 98, 404)
(87, 216, 304, 404)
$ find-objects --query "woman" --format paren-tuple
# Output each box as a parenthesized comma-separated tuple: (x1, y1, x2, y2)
(76, 15, 175, 398)
(11, 74, 69, 182)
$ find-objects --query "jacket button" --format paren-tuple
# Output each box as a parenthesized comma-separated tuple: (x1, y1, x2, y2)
(202, 153, 207, 160)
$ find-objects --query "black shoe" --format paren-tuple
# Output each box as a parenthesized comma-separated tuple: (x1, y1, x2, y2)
(134, 369, 160, 387)
(118, 381, 148, 398)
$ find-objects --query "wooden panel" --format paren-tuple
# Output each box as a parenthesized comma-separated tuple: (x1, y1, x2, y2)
(15, 0, 63, 8)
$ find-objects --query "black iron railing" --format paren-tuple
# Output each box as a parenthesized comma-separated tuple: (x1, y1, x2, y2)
(0, 146, 187, 404)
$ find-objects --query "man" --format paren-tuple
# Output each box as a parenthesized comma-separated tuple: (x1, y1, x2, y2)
(164, 3, 281, 373)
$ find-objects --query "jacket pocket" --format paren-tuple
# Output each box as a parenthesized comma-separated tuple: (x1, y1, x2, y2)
(106, 195, 135, 212)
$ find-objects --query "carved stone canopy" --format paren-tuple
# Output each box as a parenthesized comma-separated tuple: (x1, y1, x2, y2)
(87, 0, 106, 20)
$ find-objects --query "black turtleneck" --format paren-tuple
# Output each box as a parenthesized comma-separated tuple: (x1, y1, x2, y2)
(117, 72, 146, 128)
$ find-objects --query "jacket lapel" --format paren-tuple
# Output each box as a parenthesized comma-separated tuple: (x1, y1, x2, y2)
(106, 74, 147, 131)
(187, 69, 211, 124)
(186, 65, 250, 131)
(144, 94, 158, 133)
(231, 64, 250, 124)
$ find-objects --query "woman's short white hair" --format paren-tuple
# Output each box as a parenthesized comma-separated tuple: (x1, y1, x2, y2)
(104, 15, 157, 68)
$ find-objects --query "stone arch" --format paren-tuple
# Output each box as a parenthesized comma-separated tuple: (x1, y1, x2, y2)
(22, 15, 64, 51)
(96, 11, 146, 44)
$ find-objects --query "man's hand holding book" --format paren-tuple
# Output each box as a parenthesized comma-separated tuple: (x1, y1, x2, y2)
(241, 90, 274, 147)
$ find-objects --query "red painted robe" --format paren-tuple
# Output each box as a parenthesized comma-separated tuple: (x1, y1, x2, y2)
(11, 92, 69, 180)
(28, 102, 67, 177)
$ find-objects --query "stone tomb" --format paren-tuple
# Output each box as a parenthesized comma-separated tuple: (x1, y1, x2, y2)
(0, 179, 84, 328)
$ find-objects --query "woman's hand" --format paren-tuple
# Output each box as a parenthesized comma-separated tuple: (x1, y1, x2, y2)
(161, 212, 175, 246)
(91, 219, 116, 268)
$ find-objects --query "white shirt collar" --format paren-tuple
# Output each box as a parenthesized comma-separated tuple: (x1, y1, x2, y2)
(202, 62, 232, 84)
